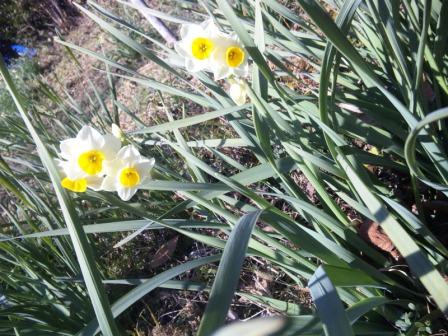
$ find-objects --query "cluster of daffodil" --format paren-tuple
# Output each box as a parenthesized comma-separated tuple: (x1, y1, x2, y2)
(56, 125, 155, 201)
(174, 19, 248, 106)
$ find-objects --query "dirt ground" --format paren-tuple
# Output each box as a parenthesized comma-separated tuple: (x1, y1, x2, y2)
(38, 1, 141, 106)
(37, 0, 186, 125)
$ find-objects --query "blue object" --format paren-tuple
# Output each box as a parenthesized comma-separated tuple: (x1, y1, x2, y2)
(11, 44, 37, 58)
(1, 41, 36, 65)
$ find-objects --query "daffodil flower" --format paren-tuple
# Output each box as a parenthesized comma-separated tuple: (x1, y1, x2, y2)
(58, 125, 121, 192)
(101, 145, 155, 201)
(55, 159, 104, 192)
(174, 19, 220, 72)
(228, 78, 247, 106)
(210, 35, 249, 80)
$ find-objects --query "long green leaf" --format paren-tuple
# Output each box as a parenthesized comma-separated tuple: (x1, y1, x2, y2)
(132, 104, 249, 134)
(197, 210, 262, 336)
(308, 266, 355, 336)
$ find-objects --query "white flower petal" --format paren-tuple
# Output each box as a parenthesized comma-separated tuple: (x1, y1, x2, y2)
(185, 58, 207, 73)
(103, 159, 121, 176)
(63, 160, 85, 180)
(174, 40, 190, 58)
(101, 134, 121, 160)
(59, 138, 78, 160)
(117, 186, 137, 201)
(201, 19, 221, 37)
(54, 159, 67, 175)
(180, 23, 202, 40)
(211, 40, 230, 65)
(213, 63, 231, 81)
(234, 62, 250, 78)
(139, 176, 152, 186)
(135, 158, 155, 179)
(208, 36, 249, 80)
(86, 176, 104, 191)
(100, 176, 116, 192)
(77, 125, 104, 150)
(117, 145, 141, 163)
(213, 36, 233, 50)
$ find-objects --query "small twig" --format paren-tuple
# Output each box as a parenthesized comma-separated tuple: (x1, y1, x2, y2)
(130, 0, 177, 45)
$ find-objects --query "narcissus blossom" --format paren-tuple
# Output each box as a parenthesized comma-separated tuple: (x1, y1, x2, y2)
(174, 19, 221, 73)
(174, 19, 250, 81)
(56, 159, 104, 192)
(210, 35, 249, 80)
(61, 177, 88, 192)
(57, 125, 120, 192)
(57, 126, 155, 201)
(228, 78, 247, 106)
(101, 145, 155, 201)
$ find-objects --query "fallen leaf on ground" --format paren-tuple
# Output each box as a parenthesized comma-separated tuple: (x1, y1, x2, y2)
(150, 236, 179, 268)
(358, 220, 400, 260)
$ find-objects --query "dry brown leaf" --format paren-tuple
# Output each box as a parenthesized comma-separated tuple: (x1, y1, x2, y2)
(149, 236, 178, 269)
(358, 220, 401, 260)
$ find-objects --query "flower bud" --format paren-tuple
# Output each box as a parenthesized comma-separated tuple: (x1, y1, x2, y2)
(228, 79, 247, 106)
(111, 123, 124, 141)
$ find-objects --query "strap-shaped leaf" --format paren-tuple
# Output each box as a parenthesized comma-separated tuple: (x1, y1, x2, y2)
(197, 210, 262, 336)
(405, 107, 448, 191)
(308, 266, 355, 336)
